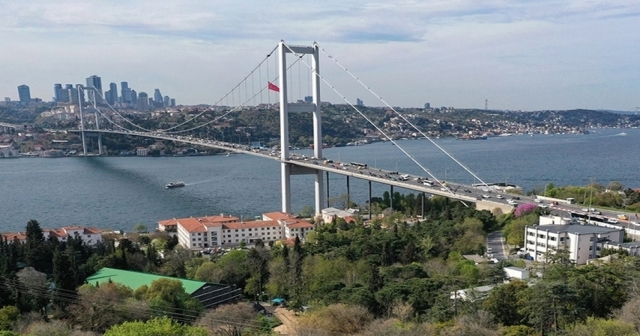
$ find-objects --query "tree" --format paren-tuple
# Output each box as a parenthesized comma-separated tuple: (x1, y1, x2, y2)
(69, 283, 147, 333)
(607, 181, 624, 192)
(104, 317, 207, 336)
(483, 280, 527, 326)
(196, 303, 258, 336)
(133, 224, 147, 233)
(0, 306, 19, 331)
(15, 267, 49, 314)
(518, 281, 582, 334)
(24, 220, 49, 272)
(52, 248, 76, 311)
(144, 278, 203, 322)
(194, 261, 224, 283)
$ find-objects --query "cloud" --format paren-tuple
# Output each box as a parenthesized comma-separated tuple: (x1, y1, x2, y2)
(0, 0, 638, 110)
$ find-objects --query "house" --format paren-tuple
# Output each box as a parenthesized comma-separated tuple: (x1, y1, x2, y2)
(1, 225, 103, 246)
(161, 212, 315, 250)
(450, 285, 495, 301)
(86, 267, 241, 308)
(321, 207, 359, 223)
(524, 216, 624, 264)
(136, 147, 148, 156)
(602, 241, 640, 257)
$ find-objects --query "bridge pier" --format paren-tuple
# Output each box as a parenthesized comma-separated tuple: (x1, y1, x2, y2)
(346, 176, 350, 210)
(326, 172, 330, 208)
(368, 180, 372, 220)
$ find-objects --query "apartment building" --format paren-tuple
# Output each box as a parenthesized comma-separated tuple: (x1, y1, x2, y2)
(525, 215, 624, 265)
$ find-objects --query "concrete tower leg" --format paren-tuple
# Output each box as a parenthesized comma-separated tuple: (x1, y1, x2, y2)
(312, 43, 324, 214)
(278, 41, 291, 214)
(78, 86, 87, 156)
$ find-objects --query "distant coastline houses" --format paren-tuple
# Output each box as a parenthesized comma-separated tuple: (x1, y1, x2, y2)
(1, 225, 103, 245)
(158, 211, 315, 250)
(0, 143, 19, 158)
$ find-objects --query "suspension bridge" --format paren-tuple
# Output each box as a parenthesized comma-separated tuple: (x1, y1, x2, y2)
(59, 40, 518, 215)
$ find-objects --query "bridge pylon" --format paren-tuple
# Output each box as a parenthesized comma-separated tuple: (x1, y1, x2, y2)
(278, 41, 324, 215)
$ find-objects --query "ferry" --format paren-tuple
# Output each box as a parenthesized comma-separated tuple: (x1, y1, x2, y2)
(165, 182, 185, 189)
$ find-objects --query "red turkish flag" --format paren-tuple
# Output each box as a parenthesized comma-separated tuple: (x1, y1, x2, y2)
(268, 82, 280, 92)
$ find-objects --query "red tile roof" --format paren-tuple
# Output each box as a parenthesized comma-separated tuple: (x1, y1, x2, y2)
(284, 219, 314, 229)
(222, 220, 279, 230)
(1, 233, 26, 241)
(177, 218, 207, 233)
(83, 227, 102, 234)
(263, 212, 296, 221)
(158, 219, 178, 227)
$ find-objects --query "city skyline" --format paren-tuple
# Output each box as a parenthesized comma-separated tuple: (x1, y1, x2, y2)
(0, 1, 638, 111)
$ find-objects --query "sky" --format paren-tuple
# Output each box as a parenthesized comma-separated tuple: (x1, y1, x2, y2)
(0, 0, 639, 111)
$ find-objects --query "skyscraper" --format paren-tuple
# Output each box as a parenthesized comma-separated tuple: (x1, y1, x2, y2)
(54, 84, 63, 102)
(58, 84, 71, 103)
(108, 82, 118, 104)
(163, 96, 170, 107)
(17, 85, 31, 103)
(356, 98, 364, 106)
(170, 98, 176, 107)
(137, 92, 149, 111)
(85, 75, 103, 104)
(130, 90, 137, 104)
(153, 89, 163, 104)
(121, 82, 130, 104)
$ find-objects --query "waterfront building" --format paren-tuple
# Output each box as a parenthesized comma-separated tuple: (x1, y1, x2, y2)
(17, 85, 31, 103)
(161, 211, 314, 250)
(0, 143, 19, 158)
(136, 147, 149, 156)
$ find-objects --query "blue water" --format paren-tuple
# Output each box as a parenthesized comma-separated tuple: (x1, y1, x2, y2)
(1, 128, 637, 232)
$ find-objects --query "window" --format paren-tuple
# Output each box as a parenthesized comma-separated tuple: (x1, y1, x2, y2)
(528, 232, 535, 236)
(242, 234, 245, 237)
(538, 234, 545, 239)
(248, 228, 252, 231)
(192, 238, 196, 241)
(550, 237, 556, 241)
(560, 237, 564, 242)
(198, 238, 201, 241)
(242, 229, 245, 232)
(589, 246, 593, 251)
(235, 234, 238, 237)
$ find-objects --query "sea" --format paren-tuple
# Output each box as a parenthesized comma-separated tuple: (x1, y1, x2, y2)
(1, 128, 637, 233)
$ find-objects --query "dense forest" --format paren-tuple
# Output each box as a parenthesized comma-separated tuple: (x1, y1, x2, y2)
(1, 195, 640, 335)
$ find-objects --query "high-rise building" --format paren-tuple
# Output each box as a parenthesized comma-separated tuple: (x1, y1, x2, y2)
(121, 82, 130, 104)
(85, 75, 103, 104)
(109, 82, 118, 104)
(170, 98, 176, 107)
(163, 96, 170, 107)
(356, 98, 364, 106)
(130, 90, 137, 104)
(57, 84, 71, 103)
(17, 85, 31, 103)
(137, 92, 149, 111)
(54, 84, 63, 102)
(153, 89, 163, 104)
(424, 102, 430, 109)
(68, 84, 78, 104)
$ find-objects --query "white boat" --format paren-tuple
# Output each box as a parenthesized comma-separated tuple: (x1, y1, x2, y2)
(166, 182, 185, 189)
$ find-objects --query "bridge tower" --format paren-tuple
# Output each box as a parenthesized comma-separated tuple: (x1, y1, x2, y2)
(278, 41, 324, 214)
(77, 86, 103, 156)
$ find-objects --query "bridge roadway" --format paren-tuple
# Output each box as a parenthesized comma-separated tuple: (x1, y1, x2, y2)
(68, 129, 503, 203)
(0, 122, 23, 129)
(65, 129, 639, 228)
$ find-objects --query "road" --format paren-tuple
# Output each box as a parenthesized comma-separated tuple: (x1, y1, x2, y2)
(487, 231, 508, 261)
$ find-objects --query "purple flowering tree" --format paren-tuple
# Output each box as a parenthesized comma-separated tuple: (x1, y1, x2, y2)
(514, 203, 537, 217)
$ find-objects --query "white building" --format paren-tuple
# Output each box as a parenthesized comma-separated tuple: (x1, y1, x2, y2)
(525, 216, 624, 264)
(167, 212, 315, 250)
(136, 147, 149, 156)
(1, 226, 103, 246)
(320, 207, 358, 224)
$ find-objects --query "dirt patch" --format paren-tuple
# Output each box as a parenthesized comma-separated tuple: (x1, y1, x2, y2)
(273, 307, 298, 335)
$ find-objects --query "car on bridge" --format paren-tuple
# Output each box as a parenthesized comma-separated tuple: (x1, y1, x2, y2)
(481, 194, 491, 198)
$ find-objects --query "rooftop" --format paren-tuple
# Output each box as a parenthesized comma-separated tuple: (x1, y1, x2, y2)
(86, 267, 215, 294)
(529, 224, 621, 235)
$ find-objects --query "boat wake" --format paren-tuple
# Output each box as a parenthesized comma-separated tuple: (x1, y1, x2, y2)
(186, 179, 214, 186)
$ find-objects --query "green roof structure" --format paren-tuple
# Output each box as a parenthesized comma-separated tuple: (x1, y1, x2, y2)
(86, 267, 208, 294)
